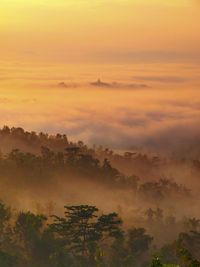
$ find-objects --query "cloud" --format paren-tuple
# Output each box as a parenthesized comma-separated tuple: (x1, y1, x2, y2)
(0, 98, 9, 103)
(4, 100, 198, 158)
(56, 79, 149, 90)
(1, 106, 200, 158)
(90, 79, 149, 89)
(57, 82, 78, 88)
(93, 50, 200, 64)
(0, 77, 10, 81)
(58, 82, 69, 88)
(0, 82, 200, 158)
(134, 76, 185, 83)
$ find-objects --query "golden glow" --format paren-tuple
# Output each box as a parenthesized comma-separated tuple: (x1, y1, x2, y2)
(0, 0, 199, 63)
(0, 0, 200, 147)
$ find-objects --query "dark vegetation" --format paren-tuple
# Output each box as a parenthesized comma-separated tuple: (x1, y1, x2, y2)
(0, 202, 200, 266)
(0, 126, 200, 266)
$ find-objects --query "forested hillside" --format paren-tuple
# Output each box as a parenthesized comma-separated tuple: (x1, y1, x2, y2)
(0, 126, 199, 266)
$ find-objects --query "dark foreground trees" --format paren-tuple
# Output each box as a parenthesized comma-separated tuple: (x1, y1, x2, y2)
(50, 205, 122, 266)
(0, 201, 199, 266)
(0, 202, 155, 267)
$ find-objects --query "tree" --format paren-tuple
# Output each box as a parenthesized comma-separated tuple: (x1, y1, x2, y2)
(154, 208, 163, 223)
(145, 208, 154, 223)
(50, 205, 122, 265)
(184, 218, 200, 232)
(0, 201, 11, 236)
(150, 255, 180, 267)
(101, 158, 120, 183)
(160, 244, 179, 265)
(174, 239, 200, 266)
(175, 231, 200, 264)
(127, 228, 153, 258)
(0, 248, 18, 267)
(14, 211, 47, 262)
(150, 255, 163, 267)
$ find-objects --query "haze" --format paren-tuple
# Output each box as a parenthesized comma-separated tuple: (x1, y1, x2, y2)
(0, 0, 200, 152)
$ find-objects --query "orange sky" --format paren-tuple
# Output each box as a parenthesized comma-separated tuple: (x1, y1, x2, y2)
(1, 0, 200, 63)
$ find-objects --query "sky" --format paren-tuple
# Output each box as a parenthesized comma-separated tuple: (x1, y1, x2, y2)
(1, 0, 200, 63)
(0, 0, 200, 154)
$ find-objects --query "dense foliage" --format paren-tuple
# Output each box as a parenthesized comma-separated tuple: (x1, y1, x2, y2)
(0, 126, 199, 266)
(0, 201, 199, 266)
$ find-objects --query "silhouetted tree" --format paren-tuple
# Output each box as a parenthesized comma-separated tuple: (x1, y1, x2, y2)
(50, 205, 122, 266)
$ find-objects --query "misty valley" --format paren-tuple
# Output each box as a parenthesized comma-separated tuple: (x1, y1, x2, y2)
(0, 126, 199, 266)
(1, 0, 200, 265)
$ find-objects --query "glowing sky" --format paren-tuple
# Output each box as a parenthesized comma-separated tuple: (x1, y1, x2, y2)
(0, 0, 200, 153)
(1, 0, 200, 63)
